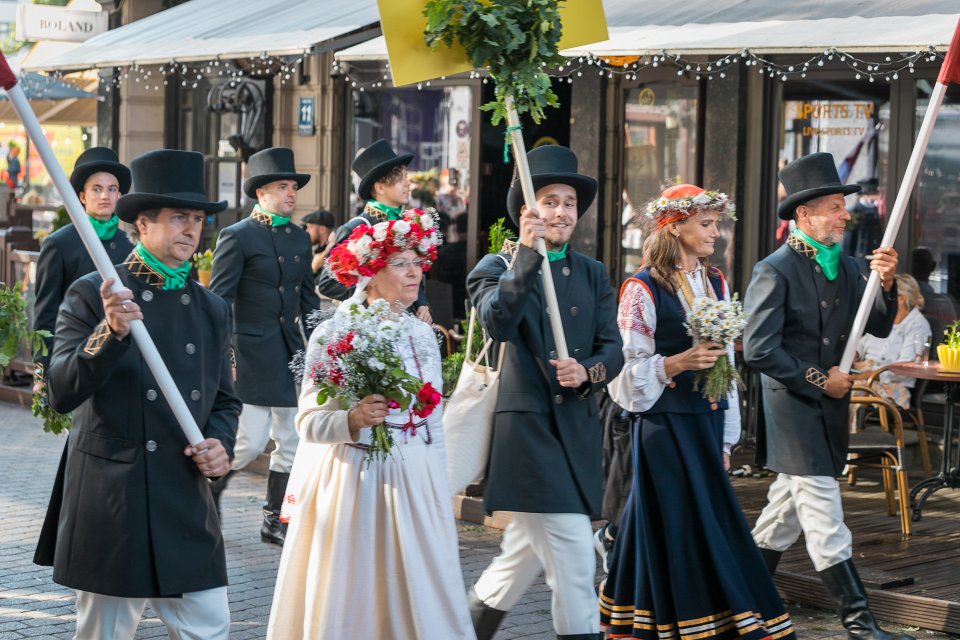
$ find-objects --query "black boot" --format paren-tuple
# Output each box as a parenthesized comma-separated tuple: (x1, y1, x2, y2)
(209, 470, 234, 522)
(758, 547, 782, 576)
(468, 588, 506, 640)
(260, 471, 289, 546)
(819, 559, 915, 640)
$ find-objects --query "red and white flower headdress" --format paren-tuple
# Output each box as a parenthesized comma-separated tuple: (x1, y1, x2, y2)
(645, 184, 736, 231)
(327, 208, 441, 287)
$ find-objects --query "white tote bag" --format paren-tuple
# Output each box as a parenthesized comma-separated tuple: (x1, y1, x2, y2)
(443, 307, 505, 495)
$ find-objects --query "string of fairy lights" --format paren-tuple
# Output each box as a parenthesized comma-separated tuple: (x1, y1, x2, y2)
(330, 46, 946, 91)
(30, 45, 945, 97)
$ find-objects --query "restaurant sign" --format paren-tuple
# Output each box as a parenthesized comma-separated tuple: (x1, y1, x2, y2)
(16, 4, 108, 43)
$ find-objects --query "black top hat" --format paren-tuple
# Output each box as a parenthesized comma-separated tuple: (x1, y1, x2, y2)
(116, 149, 228, 223)
(506, 145, 598, 223)
(69, 146, 131, 196)
(352, 139, 413, 202)
(242, 147, 311, 198)
(777, 152, 861, 220)
(302, 210, 335, 227)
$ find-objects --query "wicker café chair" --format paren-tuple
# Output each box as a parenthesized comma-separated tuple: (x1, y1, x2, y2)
(862, 364, 933, 479)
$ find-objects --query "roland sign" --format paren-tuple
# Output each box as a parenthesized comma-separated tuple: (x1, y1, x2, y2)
(16, 4, 108, 43)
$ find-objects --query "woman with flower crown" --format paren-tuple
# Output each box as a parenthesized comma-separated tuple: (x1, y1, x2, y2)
(599, 185, 795, 640)
(266, 210, 476, 639)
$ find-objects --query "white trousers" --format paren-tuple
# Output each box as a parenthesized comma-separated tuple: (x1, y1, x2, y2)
(230, 404, 299, 473)
(74, 587, 229, 640)
(473, 512, 598, 635)
(751, 473, 853, 571)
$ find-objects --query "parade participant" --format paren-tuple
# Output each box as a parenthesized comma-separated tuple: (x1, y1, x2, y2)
(209, 146, 320, 545)
(599, 184, 795, 640)
(40, 149, 239, 639)
(744, 152, 910, 640)
(266, 210, 475, 638)
(302, 209, 335, 276)
(34, 147, 133, 383)
(465, 145, 623, 640)
(316, 138, 432, 323)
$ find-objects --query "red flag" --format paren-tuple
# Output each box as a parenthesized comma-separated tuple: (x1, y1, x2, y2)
(938, 18, 960, 85)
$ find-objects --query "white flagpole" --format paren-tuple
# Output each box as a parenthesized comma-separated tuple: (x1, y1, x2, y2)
(505, 94, 569, 359)
(0, 55, 205, 445)
(839, 80, 948, 373)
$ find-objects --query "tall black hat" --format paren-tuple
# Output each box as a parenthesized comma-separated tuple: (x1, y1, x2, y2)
(69, 146, 131, 196)
(242, 147, 311, 198)
(352, 139, 413, 202)
(116, 149, 228, 223)
(506, 145, 598, 223)
(777, 152, 861, 220)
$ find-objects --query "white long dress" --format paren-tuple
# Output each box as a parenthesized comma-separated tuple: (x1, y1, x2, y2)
(266, 315, 476, 640)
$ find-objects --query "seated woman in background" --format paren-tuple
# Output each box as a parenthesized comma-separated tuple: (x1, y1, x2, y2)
(855, 273, 932, 409)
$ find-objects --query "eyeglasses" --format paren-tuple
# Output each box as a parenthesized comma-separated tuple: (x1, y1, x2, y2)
(385, 259, 426, 270)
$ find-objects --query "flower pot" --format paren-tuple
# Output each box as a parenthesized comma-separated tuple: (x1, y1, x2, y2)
(197, 269, 211, 287)
(937, 344, 960, 372)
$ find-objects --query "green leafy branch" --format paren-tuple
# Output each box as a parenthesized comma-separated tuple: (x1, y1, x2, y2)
(0, 280, 48, 367)
(423, 0, 566, 126)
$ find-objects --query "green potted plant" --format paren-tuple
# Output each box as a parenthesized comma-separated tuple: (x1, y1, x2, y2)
(939, 320, 960, 371)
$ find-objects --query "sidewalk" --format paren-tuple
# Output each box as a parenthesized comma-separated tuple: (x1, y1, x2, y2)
(0, 401, 949, 639)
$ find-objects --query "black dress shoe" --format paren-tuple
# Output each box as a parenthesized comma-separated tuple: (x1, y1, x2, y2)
(260, 509, 286, 546)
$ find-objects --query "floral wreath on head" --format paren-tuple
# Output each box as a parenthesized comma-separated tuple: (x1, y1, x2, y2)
(326, 208, 441, 286)
(645, 184, 736, 231)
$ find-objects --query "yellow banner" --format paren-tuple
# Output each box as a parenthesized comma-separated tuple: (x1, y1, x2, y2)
(378, 0, 609, 87)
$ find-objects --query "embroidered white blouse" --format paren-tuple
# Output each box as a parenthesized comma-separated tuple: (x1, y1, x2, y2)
(607, 263, 742, 453)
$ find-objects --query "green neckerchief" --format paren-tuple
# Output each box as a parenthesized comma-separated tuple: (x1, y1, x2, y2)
(88, 213, 118, 241)
(793, 228, 840, 281)
(366, 199, 403, 220)
(134, 243, 191, 290)
(254, 203, 290, 227)
(546, 243, 569, 262)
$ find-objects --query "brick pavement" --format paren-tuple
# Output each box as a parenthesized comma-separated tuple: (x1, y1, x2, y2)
(0, 401, 953, 639)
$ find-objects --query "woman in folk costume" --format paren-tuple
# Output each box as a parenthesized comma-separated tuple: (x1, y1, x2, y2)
(266, 210, 476, 639)
(599, 184, 795, 640)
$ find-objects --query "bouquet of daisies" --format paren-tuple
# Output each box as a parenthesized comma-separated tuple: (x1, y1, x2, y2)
(307, 299, 442, 463)
(684, 296, 748, 406)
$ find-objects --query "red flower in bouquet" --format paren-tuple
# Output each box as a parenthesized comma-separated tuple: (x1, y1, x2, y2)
(414, 382, 442, 419)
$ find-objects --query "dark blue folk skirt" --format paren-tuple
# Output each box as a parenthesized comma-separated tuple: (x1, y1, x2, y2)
(599, 410, 795, 640)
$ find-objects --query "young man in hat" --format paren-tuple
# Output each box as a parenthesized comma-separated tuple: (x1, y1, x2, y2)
(209, 146, 320, 545)
(465, 145, 623, 640)
(302, 209, 336, 276)
(316, 138, 432, 323)
(41, 149, 239, 639)
(744, 152, 910, 640)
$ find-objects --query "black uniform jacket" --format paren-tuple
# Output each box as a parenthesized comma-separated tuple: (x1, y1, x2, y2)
(40, 252, 240, 598)
(743, 234, 897, 476)
(33, 223, 133, 374)
(467, 244, 624, 515)
(210, 211, 319, 406)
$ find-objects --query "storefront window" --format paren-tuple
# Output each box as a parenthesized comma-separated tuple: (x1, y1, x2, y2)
(352, 85, 474, 325)
(912, 82, 960, 346)
(620, 83, 699, 280)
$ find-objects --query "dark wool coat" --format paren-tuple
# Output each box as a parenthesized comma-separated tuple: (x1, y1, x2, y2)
(40, 253, 240, 597)
(743, 234, 897, 476)
(467, 244, 624, 516)
(210, 213, 320, 406)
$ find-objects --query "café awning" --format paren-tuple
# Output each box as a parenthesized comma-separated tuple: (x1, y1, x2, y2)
(25, 0, 381, 72)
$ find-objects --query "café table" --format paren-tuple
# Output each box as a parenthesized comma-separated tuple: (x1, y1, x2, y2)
(889, 361, 960, 521)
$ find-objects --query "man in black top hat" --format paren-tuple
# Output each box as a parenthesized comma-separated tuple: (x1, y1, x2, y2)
(34, 147, 133, 386)
(744, 152, 909, 640)
(315, 138, 431, 322)
(466, 145, 623, 640)
(40, 149, 239, 638)
(302, 209, 336, 276)
(209, 146, 320, 545)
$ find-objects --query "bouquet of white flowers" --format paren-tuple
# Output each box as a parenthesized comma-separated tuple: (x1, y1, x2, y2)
(684, 296, 749, 406)
(307, 299, 442, 463)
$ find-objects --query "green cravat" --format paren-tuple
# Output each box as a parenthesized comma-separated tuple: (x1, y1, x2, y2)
(135, 243, 191, 290)
(366, 200, 403, 220)
(793, 228, 840, 281)
(546, 243, 568, 262)
(254, 204, 290, 227)
(88, 214, 118, 241)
